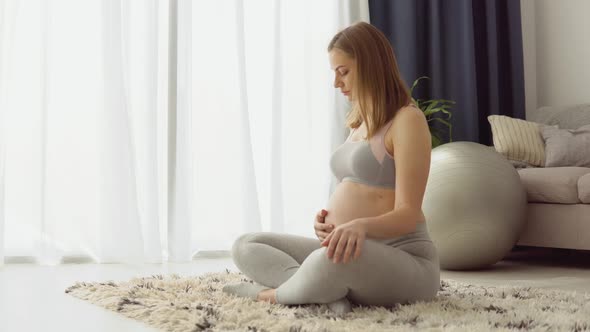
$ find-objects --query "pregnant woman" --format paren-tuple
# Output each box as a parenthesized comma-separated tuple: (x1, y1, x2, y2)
(222, 22, 440, 315)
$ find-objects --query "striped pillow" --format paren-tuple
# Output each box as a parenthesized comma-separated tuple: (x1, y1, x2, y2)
(487, 115, 549, 167)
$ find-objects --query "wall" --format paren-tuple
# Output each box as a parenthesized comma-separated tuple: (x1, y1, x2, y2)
(521, 0, 590, 118)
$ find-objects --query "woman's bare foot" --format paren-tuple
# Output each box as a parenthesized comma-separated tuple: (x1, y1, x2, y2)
(256, 288, 277, 304)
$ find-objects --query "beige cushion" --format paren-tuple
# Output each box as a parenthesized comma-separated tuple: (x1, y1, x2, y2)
(541, 124, 590, 167)
(579, 173, 590, 204)
(517, 167, 590, 204)
(488, 115, 551, 167)
(486, 145, 537, 168)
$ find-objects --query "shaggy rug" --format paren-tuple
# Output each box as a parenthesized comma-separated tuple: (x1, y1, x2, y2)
(65, 269, 590, 332)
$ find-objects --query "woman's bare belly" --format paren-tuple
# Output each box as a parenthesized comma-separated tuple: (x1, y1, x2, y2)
(324, 180, 425, 227)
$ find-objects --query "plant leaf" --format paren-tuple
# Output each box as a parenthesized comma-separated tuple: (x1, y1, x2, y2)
(411, 75, 455, 146)
(423, 105, 453, 117)
(431, 134, 442, 148)
(436, 99, 456, 104)
(428, 117, 452, 128)
(423, 100, 441, 116)
(410, 76, 430, 95)
(437, 108, 453, 119)
(424, 108, 443, 117)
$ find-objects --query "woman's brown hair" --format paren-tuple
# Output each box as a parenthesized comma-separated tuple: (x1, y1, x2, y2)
(328, 22, 411, 139)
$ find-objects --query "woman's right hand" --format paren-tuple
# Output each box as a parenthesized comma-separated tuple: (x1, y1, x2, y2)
(314, 209, 334, 241)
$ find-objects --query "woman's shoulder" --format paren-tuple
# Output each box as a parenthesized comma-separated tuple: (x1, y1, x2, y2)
(395, 103, 422, 116)
(392, 104, 425, 126)
(385, 104, 427, 142)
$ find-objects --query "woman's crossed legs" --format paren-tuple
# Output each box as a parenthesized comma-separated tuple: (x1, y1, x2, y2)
(229, 231, 439, 307)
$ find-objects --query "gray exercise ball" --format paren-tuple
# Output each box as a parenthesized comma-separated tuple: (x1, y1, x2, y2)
(423, 141, 527, 270)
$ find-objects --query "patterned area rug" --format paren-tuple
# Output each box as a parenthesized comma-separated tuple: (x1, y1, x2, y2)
(65, 269, 590, 332)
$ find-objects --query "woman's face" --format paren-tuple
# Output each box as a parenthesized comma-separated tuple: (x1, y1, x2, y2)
(329, 48, 356, 102)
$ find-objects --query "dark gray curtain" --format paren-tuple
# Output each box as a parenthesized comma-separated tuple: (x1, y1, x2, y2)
(368, 0, 525, 145)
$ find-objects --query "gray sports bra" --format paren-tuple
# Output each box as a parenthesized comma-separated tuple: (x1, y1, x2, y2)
(329, 118, 396, 189)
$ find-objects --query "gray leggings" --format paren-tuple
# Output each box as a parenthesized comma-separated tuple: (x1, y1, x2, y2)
(230, 222, 440, 307)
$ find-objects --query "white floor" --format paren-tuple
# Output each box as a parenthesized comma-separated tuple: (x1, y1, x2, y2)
(1, 246, 589, 332)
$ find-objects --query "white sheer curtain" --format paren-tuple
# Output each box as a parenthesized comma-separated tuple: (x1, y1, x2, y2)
(0, 0, 368, 266)
(0, 0, 13, 267)
(0, 0, 167, 265)
(169, 0, 369, 259)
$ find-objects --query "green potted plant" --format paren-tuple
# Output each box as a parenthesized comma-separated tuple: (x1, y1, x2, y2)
(410, 76, 454, 148)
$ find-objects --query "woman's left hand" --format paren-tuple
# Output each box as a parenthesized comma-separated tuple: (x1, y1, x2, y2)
(321, 218, 368, 264)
